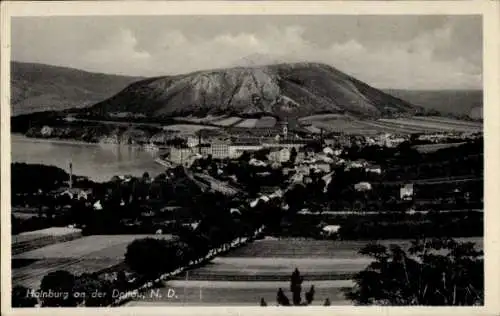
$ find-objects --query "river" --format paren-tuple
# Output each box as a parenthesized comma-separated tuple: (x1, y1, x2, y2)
(11, 134, 167, 182)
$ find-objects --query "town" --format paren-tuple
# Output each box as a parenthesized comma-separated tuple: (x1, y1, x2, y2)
(12, 119, 483, 307)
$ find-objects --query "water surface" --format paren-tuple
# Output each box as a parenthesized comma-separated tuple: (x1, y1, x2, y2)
(11, 134, 166, 182)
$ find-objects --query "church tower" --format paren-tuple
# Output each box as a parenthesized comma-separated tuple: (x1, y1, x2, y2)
(281, 119, 289, 139)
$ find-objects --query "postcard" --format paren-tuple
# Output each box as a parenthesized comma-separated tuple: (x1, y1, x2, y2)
(1, 1, 499, 316)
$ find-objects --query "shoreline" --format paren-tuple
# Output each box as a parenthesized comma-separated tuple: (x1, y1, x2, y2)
(11, 134, 170, 150)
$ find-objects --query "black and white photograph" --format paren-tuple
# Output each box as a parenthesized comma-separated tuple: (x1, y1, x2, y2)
(1, 1, 499, 314)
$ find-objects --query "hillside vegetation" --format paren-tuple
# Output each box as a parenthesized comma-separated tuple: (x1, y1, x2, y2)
(11, 61, 142, 116)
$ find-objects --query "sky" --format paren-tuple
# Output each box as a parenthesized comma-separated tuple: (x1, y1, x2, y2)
(11, 15, 482, 90)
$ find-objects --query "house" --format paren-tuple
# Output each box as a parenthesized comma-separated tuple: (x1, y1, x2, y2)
(210, 141, 230, 159)
(169, 146, 194, 165)
(400, 183, 414, 200)
(322, 147, 334, 156)
(249, 158, 268, 167)
(267, 148, 291, 163)
(229, 139, 263, 158)
(59, 188, 92, 200)
(321, 225, 341, 237)
(187, 136, 200, 148)
(346, 160, 367, 170)
(354, 182, 372, 192)
(93, 200, 103, 210)
(365, 165, 382, 174)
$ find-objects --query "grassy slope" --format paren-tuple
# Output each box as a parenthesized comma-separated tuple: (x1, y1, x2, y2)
(384, 89, 483, 119)
(11, 61, 143, 116)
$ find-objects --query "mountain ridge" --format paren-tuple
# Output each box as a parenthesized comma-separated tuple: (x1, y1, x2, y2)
(10, 61, 482, 119)
(90, 62, 421, 119)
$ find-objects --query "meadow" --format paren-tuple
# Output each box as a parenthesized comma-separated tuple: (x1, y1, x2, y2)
(12, 235, 175, 289)
(128, 237, 482, 306)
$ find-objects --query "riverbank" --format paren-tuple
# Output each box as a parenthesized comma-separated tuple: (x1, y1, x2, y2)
(11, 135, 166, 183)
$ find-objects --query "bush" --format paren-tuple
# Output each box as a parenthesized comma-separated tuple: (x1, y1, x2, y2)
(345, 238, 483, 305)
(125, 238, 185, 278)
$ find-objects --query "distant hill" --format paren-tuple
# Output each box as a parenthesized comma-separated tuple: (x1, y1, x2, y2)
(14, 61, 480, 120)
(384, 89, 483, 119)
(91, 62, 422, 119)
(11, 61, 142, 116)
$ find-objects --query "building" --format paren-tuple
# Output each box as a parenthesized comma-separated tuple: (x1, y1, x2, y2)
(187, 136, 200, 148)
(365, 165, 382, 174)
(229, 139, 263, 158)
(267, 148, 291, 163)
(210, 140, 230, 159)
(400, 183, 414, 200)
(354, 182, 372, 192)
(169, 147, 194, 165)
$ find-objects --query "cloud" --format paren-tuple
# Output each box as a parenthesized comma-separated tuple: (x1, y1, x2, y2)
(83, 29, 151, 74)
(38, 22, 480, 90)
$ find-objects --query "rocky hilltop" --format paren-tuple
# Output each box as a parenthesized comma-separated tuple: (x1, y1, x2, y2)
(91, 62, 421, 118)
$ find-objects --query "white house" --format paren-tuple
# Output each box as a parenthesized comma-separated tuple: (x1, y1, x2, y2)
(267, 148, 291, 163)
(365, 165, 382, 174)
(400, 183, 414, 200)
(322, 225, 341, 236)
(354, 182, 372, 192)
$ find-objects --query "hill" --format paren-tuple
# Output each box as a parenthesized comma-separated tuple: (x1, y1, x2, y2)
(384, 89, 483, 119)
(11, 61, 142, 116)
(90, 62, 422, 119)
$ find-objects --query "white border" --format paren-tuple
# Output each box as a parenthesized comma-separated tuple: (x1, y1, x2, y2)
(1, 1, 499, 316)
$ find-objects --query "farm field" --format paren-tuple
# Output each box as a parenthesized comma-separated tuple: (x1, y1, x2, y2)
(14, 234, 176, 260)
(12, 227, 82, 245)
(173, 115, 225, 124)
(378, 118, 482, 132)
(413, 142, 467, 153)
(13, 258, 122, 289)
(254, 116, 277, 128)
(299, 113, 348, 123)
(412, 116, 483, 128)
(127, 237, 482, 306)
(126, 280, 353, 306)
(299, 115, 483, 135)
(12, 235, 176, 289)
(210, 116, 243, 127)
(162, 124, 220, 133)
(234, 119, 259, 128)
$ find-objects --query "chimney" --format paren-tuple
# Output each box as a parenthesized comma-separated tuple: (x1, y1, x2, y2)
(69, 162, 73, 189)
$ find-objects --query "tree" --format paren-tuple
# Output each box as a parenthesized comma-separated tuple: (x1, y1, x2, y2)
(345, 238, 483, 305)
(40, 270, 78, 307)
(12, 285, 38, 307)
(260, 298, 267, 306)
(73, 273, 113, 307)
(290, 268, 304, 305)
(271, 269, 316, 306)
(290, 147, 298, 163)
(276, 288, 290, 306)
(305, 285, 315, 305)
(125, 238, 181, 278)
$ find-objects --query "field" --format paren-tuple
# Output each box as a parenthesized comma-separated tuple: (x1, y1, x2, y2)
(254, 116, 277, 128)
(161, 124, 220, 133)
(127, 237, 482, 306)
(378, 118, 482, 133)
(300, 115, 483, 135)
(211, 117, 244, 127)
(12, 235, 176, 289)
(234, 119, 260, 128)
(413, 142, 467, 153)
(12, 227, 82, 245)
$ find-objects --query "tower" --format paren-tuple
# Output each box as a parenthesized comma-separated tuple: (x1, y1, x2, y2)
(281, 119, 289, 139)
(69, 162, 73, 189)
